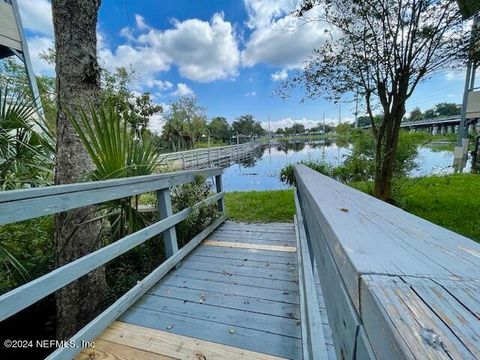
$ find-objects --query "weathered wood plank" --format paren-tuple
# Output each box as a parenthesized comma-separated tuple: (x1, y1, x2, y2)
(159, 276, 299, 304)
(294, 164, 480, 359)
(192, 244, 296, 261)
(184, 254, 298, 275)
(121, 307, 302, 359)
(0, 168, 222, 225)
(77, 338, 175, 360)
(223, 221, 294, 230)
(46, 215, 225, 360)
(295, 164, 480, 311)
(204, 240, 296, 253)
(134, 295, 301, 338)
(295, 196, 329, 359)
(177, 261, 296, 283)
(361, 275, 475, 359)
(207, 234, 295, 245)
(147, 285, 300, 319)
(97, 321, 285, 360)
(170, 267, 298, 291)
(211, 229, 295, 241)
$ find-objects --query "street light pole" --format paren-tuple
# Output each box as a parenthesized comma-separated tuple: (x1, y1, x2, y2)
(202, 128, 211, 149)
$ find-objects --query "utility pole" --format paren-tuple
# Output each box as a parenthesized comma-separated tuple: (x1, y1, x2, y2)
(458, 13, 478, 145)
(323, 112, 326, 134)
(354, 92, 359, 128)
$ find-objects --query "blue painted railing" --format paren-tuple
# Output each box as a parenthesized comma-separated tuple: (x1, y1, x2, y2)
(0, 168, 226, 359)
(294, 164, 480, 359)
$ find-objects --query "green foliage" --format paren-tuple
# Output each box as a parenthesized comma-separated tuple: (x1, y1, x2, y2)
(335, 122, 351, 136)
(283, 123, 306, 135)
(406, 102, 460, 121)
(0, 217, 54, 294)
(232, 114, 266, 136)
(101, 67, 162, 133)
(0, 88, 55, 190)
(280, 161, 333, 186)
(171, 175, 218, 246)
(0, 57, 57, 129)
(225, 190, 295, 223)
(68, 100, 160, 239)
(161, 96, 208, 151)
(395, 175, 480, 242)
(280, 130, 419, 184)
(208, 116, 231, 143)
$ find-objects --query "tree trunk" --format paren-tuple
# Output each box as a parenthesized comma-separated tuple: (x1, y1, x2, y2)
(52, 0, 107, 340)
(373, 111, 404, 201)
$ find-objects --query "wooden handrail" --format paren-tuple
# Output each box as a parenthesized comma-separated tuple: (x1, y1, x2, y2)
(0, 168, 226, 359)
(294, 164, 480, 359)
(0, 168, 222, 224)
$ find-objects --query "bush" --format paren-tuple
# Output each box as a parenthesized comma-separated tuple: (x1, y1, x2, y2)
(280, 130, 419, 185)
(171, 175, 218, 246)
(0, 217, 54, 294)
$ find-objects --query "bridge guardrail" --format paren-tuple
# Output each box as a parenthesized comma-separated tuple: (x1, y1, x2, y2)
(0, 168, 226, 359)
(158, 141, 259, 169)
(294, 164, 480, 359)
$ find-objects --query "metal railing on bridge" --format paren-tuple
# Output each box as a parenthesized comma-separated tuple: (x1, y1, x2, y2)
(0, 168, 226, 359)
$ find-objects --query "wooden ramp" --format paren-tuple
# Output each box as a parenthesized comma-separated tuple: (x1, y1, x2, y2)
(78, 221, 333, 359)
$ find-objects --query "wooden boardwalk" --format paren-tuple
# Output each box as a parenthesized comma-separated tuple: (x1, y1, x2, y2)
(78, 221, 334, 359)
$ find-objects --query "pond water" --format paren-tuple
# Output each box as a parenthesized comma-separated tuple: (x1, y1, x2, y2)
(222, 140, 472, 192)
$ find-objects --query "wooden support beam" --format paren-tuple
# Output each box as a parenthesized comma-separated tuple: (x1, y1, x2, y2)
(204, 240, 296, 253)
(215, 174, 224, 213)
(157, 189, 178, 258)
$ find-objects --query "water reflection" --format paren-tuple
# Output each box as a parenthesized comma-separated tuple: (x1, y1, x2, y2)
(222, 139, 468, 192)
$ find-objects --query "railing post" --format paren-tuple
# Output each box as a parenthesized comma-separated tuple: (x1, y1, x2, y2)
(215, 175, 224, 213)
(156, 189, 178, 258)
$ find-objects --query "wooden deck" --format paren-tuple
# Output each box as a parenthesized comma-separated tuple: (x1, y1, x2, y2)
(78, 221, 334, 359)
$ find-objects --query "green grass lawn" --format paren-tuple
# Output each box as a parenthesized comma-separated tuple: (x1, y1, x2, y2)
(224, 175, 479, 242)
(394, 174, 480, 242)
(224, 190, 295, 223)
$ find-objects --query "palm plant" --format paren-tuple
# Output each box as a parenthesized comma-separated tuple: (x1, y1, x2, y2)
(0, 87, 55, 288)
(69, 100, 161, 239)
(0, 87, 55, 190)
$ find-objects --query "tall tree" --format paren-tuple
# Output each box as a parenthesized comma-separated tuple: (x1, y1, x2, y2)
(232, 114, 266, 136)
(284, 0, 467, 200)
(434, 102, 460, 116)
(52, 0, 107, 339)
(161, 96, 207, 151)
(408, 107, 424, 121)
(208, 117, 231, 143)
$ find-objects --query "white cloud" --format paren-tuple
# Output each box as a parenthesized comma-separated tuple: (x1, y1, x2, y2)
(17, 0, 54, 75)
(17, 0, 53, 36)
(261, 116, 352, 131)
(242, 2, 327, 69)
(135, 14, 149, 31)
(26, 36, 54, 75)
(149, 113, 164, 134)
(100, 12, 240, 86)
(271, 69, 288, 81)
(244, 0, 294, 30)
(171, 83, 194, 96)
(244, 91, 257, 96)
(144, 79, 174, 91)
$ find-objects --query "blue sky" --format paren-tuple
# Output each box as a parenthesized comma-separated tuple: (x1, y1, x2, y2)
(17, 0, 476, 132)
